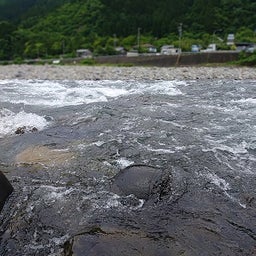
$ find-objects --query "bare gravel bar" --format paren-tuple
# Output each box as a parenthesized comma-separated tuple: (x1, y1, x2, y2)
(0, 65, 255, 80)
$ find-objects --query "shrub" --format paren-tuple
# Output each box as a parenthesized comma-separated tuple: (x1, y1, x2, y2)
(236, 52, 256, 66)
(80, 58, 96, 65)
(13, 57, 24, 64)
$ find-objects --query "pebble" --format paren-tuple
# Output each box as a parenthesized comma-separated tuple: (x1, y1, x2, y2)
(0, 64, 255, 80)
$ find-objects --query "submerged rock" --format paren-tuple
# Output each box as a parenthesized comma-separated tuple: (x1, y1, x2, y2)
(0, 171, 13, 212)
(15, 145, 74, 167)
(111, 164, 172, 200)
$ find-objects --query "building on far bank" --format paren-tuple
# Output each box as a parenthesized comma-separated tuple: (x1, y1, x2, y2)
(227, 34, 235, 46)
(235, 42, 256, 52)
(141, 44, 157, 53)
(76, 49, 92, 58)
(201, 44, 216, 52)
(161, 45, 179, 55)
(126, 50, 139, 57)
(115, 46, 126, 55)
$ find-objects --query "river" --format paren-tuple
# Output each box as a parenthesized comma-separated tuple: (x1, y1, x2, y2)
(0, 79, 256, 255)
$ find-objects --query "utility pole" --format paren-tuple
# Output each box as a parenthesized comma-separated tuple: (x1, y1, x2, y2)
(178, 23, 182, 53)
(137, 27, 141, 52)
(62, 40, 65, 55)
(113, 34, 117, 48)
(176, 23, 183, 66)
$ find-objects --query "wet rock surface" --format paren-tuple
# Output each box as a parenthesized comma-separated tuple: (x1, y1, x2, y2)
(15, 126, 38, 134)
(111, 165, 172, 200)
(1, 79, 256, 255)
(0, 171, 13, 212)
(63, 226, 184, 256)
(15, 145, 75, 167)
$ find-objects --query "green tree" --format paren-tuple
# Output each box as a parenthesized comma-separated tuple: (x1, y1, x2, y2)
(236, 27, 256, 43)
(1, 0, 256, 59)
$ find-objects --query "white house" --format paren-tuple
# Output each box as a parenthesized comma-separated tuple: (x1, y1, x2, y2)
(227, 34, 235, 46)
(161, 45, 179, 55)
(141, 44, 157, 53)
(201, 44, 216, 52)
(126, 50, 139, 57)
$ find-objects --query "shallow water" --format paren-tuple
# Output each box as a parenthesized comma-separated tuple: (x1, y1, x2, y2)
(0, 79, 256, 255)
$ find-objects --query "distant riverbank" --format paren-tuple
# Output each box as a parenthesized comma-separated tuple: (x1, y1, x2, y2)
(0, 65, 256, 80)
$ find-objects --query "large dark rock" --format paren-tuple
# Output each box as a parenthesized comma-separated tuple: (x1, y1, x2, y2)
(63, 226, 184, 256)
(0, 171, 13, 212)
(111, 164, 172, 200)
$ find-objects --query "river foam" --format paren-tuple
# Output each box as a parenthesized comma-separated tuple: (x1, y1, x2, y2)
(0, 108, 49, 138)
(0, 79, 184, 108)
(0, 79, 184, 138)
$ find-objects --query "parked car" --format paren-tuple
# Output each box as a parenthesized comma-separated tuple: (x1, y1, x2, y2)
(245, 45, 256, 53)
(191, 45, 200, 53)
(201, 44, 216, 52)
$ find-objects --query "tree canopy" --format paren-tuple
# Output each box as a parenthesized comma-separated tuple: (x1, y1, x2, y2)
(0, 0, 255, 60)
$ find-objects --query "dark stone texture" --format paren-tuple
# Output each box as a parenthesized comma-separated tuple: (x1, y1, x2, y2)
(111, 165, 171, 200)
(1, 80, 256, 255)
(63, 226, 184, 256)
(0, 171, 13, 212)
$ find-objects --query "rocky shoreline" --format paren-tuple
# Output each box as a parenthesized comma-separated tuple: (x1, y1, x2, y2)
(0, 64, 256, 80)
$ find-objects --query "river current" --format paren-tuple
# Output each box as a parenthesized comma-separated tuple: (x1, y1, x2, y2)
(0, 79, 256, 255)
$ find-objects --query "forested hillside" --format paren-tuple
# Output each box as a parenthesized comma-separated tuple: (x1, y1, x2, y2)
(0, 0, 255, 60)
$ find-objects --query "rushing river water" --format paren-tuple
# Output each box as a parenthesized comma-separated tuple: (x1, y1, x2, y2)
(0, 79, 256, 255)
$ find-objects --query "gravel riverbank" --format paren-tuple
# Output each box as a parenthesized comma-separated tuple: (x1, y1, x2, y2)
(0, 65, 255, 80)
